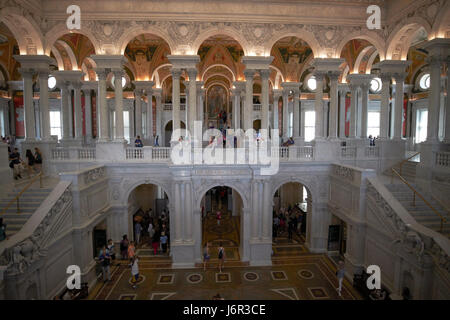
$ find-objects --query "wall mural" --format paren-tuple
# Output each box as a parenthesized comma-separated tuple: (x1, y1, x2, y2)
(207, 85, 228, 127)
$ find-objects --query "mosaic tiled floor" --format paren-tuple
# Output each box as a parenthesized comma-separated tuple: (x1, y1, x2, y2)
(89, 254, 361, 300)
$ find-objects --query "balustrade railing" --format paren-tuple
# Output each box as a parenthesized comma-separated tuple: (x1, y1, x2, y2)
(51, 148, 69, 160)
(163, 103, 186, 111)
(435, 151, 450, 168)
(341, 146, 357, 159)
(77, 148, 96, 160)
(364, 146, 379, 158)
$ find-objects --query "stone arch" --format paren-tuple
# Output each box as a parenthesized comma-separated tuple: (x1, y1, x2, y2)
(56, 40, 78, 70)
(204, 75, 233, 87)
(0, 6, 44, 55)
(195, 181, 250, 211)
(269, 65, 284, 89)
(266, 31, 321, 58)
(335, 31, 385, 61)
(117, 27, 175, 55)
(386, 17, 432, 60)
(151, 63, 172, 87)
(122, 178, 173, 206)
(44, 23, 101, 56)
(271, 176, 315, 204)
(353, 45, 375, 74)
(191, 28, 250, 56)
(201, 64, 236, 82)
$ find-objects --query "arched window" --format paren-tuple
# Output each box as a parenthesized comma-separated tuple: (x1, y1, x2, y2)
(48, 76, 57, 89)
(370, 77, 382, 93)
(419, 73, 430, 90)
(307, 76, 317, 91)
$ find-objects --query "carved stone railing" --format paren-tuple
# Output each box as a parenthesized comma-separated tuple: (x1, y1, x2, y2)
(0, 181, 72, 277)
(340, 146, 357, 159)
(367, 177, 450, 274)
(125, 147, 171, 161)
(435, 151, 450, 168)
(276, 146, 314, 161)
(52, 147, 97, 160)
(364, 146, 380, 158)
(163, 103, 186, 111)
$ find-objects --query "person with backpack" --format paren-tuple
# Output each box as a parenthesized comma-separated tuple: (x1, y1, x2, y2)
(25, 149, 35, 177)
(218, 242, 225, 273)
(120, 235, 129, 260)
(98, 245, 111, 282)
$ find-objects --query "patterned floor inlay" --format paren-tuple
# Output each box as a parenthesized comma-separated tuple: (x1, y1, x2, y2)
(297, 269, 314, 279)
(271, 270, 288, 281)
(243, 271, 259, 282)
(186, 273, 203, 284)
(89, 255, 362, 300)
(157, 273, 175, 284)
(308, 287, 329, 299)
(270, 288, 300, 300)
(128, 275, 146, 285)
(149, 292, 177, 300)
(215, 272, 231, 283)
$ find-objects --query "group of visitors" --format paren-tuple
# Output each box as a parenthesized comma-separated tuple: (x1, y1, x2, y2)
(98, 239, 117, 283)
(203, 242, 226, 272)
(368, 135, 377, 146)
(133, 208, 170, 255)
(281, 137, 295, 147)
(134, 135, 160, 147)
(8, 146, 42, 180)
(273, 205, 304, 240)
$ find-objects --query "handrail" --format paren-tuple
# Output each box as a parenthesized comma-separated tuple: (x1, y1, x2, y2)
(0, 172, 43, 216)
(399, 151, 420, 176)
(391, 168, 446, 232)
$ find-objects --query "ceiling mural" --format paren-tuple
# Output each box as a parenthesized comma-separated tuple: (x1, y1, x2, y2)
(0, 22, 20, 81)
(340, 39, 373, 74)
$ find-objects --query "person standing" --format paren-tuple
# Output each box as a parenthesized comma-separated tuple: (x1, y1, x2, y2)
(216, 211, 222, 226)
(99, 245, 111, 283)
(25, 149, 35, 177)
(134, 222, 142, 245)
(128, 240, 136, 260)
(9, 147, 22, 180)
(134, 135, 143, 147)
(160, 232, 168, 254)
(120, 235, 129, 260)
(336, 260, 345, 297)
(203, 242, 210, 271)
(152, 229, 160, 255)
(217, 243, 225, 273)
(129, 256, 140, 289)
(34, 147, 43, 173)
(107, 239, 116, 266)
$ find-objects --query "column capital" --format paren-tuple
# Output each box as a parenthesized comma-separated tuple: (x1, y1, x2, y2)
(153, 87, 162, 96)
(52, 70, 85, 86)
(338, 83, 349, 94)
(243, 69, 256, 79)
(273, 88, 282, 98)
(379, 73, 393, 83)
(242, 56, 274, 70)
(281, 82, 301, 92)
(18, 68, 35, 78)
(94, 68, 108, 80)
(259, 68, 271, 80)
(373, 60, 411, 75)
(392, 72, 408, 83)
(133, 80, 154, 92)
(167, 55, 200, 69)
(347, 73, 374, 87)
(171, 68, 182, 79)
(81, 81, 98, 93)
(422, 38, 450, 61)
(186, 68, 197, 80)
(112, 69, 124, 78)
(90, 55, 126, 70)
(327, 70, 341, 81)
(14, 55, 54, 72)
(233, 81, 246, 91)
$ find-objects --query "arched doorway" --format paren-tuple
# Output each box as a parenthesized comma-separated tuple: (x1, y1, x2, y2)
(271, 181, 312, 258)
(127, 183, 171, 256)
(163, 120, 186, 147)
(199, 186, 244, 264)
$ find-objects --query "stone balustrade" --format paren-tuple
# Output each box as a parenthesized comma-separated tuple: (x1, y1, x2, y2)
(435, 151, 450, 168)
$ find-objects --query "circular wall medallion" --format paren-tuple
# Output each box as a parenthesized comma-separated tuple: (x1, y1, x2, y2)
(103, 24, 113, 36)
(297, 269, 314, 279)
(243, 272, 259, 282)
(186, 273, 203, 284)
(178, 25, 188, 36)
(128, 274, 146, 285)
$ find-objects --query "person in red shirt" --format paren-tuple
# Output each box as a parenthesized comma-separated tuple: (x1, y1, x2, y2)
(216, 211, 222, 226)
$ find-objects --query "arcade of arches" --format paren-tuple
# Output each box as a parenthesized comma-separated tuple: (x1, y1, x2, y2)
(0, 0, 450, 301)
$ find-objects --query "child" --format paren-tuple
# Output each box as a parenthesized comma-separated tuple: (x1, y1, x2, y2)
(129, 256, 140, 289)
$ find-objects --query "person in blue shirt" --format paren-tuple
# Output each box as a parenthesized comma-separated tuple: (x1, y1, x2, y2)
(99, 245, 111, 282)
(134, 136, 143, 147)
(160, 232, 168, 253)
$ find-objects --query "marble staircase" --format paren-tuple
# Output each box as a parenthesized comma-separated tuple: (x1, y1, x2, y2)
(0, 187, 53, 238)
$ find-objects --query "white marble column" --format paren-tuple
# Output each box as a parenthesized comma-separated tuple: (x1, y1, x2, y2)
(184, 182, 193, 241)
(174, 182, 182, 242)
(187, 68, 197, 133)
(244, 69, 255, 131)
(273, 89, 282, 130)
(251, 181, 259, 239)
(72, 81, 83, 141)
(196, 81, 204, 125)
(262, 180, 271, 240)
(444, 58, 450, 143)
(260, 69, 270, 130)
(231, 88, 240, 130)
(154, 88, 162, 143)
(282, 88, 289, 138)
(328, 72, 339, 139)
(20, 69, 36, 141)
(360, 82, 370, 139)
(113, 70, 125, 141)
(293, 87, 300, 139)
(60, 82, 71, 141)
(380, 74, 391, 139)
(338, 86, 347, 139)
(96, 70, 109, 141)
(83, 89, 93, 141)
(314, 73, 325, 140)
(393, 73, 406, 140)
(134, 89, 142, 138)
(427, 56, 442, 143)
(38, 71, 50, 140)
(349, 83, 358, 139)
(146, 87, 153, 140)
(171, 69, 181, 135)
